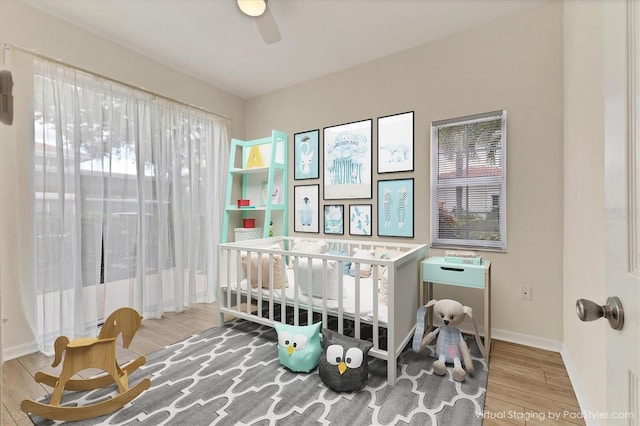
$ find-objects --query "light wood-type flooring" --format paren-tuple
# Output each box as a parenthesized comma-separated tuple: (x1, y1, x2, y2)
(1, 303, 584, 426)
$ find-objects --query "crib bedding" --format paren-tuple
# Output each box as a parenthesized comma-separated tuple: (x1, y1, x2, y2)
(221, 268, 390, 324)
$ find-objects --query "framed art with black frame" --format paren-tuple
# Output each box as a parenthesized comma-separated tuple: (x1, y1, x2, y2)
(377, 111, 414, 174)
(294, 129, 320, 180)
(294, 184, 320, 233)
(349, 204, 372, 236)
(323, 204, 344, 235)
(323, 119, 372, 199)
(377, 178, 414, 238)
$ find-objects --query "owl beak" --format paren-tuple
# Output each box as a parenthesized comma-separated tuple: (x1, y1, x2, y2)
(338, 361, 347, 375)
(287, 345, 294, 356)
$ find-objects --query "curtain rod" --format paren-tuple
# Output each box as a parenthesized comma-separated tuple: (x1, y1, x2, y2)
(2, 43, 232, 122)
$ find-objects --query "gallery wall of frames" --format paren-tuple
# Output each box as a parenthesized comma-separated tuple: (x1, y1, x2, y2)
(293, 111, 414, 238)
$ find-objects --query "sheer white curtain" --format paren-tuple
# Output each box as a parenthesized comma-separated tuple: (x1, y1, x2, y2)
(33, 59, 228, 353)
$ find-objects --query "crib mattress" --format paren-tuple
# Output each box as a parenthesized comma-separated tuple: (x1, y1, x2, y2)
(220, 268, 389, 325)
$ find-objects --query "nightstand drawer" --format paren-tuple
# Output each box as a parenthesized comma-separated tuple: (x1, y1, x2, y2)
(422, 257, 487, 289)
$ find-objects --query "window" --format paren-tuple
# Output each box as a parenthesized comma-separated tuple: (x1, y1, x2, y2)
(431, 110, 506, 250)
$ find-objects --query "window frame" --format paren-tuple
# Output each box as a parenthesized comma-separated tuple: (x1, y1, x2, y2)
(430, 110, 507, 251)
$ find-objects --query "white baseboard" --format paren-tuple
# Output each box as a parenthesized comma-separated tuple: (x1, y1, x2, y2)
(490, 328, 563, 352)
(560, 347, 594, 425)
(4, 341, 39, 362)
(457, 323, 563, 352)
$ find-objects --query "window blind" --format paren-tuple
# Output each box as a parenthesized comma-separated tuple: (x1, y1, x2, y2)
(431, 110, 507, 250)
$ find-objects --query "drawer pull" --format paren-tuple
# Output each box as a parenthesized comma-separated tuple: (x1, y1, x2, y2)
(440, 266, 464, 272)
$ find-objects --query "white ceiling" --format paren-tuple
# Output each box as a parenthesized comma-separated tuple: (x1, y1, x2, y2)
(22, 0, 546, 100)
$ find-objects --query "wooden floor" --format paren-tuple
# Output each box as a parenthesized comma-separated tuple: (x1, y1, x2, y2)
(1, 303, 584, 426)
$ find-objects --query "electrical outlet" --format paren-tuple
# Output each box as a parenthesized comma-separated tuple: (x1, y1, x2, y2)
(520, 286, 532, 301)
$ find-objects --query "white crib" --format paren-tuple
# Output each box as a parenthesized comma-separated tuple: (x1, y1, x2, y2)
(217, 236, 428, 384)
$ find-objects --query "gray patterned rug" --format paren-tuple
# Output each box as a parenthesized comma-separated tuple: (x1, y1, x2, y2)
(29, 318, 487, 425)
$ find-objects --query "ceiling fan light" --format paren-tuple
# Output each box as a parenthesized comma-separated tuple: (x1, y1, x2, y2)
(237, 0, 267, 17)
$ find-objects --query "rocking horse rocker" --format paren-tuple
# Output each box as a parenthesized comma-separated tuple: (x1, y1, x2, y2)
(21, 307, 151, 422)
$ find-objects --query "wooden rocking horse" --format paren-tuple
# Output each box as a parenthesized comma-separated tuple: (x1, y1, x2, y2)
(21, 307, 151, 422)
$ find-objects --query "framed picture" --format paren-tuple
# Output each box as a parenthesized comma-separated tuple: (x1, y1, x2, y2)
(294, 184, 320, 233)
(323, 204, 344, 235)
(377, 111, 414, 173)
(323, 119, 372, 199)
(349, 204, 372, 236)
(377, 178, 414, 238)
(294, 129, 320, 180)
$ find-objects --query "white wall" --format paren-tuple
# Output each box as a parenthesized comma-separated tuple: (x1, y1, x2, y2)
(245, 3, 565, 345)
(562, 0, 607, 416)
(0, 0, 246, 355)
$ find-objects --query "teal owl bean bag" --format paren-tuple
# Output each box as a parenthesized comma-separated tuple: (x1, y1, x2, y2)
(275, 322, 322, 373)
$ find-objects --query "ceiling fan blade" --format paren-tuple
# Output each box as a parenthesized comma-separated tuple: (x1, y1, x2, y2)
(255, 7, 281, 44)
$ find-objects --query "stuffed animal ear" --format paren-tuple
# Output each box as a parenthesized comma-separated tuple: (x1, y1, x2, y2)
(426, 299, 438, 308)
(464, 305, 473, 318)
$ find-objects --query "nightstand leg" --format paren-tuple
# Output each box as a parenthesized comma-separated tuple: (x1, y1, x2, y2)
(419, 266, 424, 306)
(427, 282, 433, 330)
(484, 268, 491, 362)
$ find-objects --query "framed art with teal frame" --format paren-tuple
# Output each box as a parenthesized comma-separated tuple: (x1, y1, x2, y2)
(294, 184, 320, 233)
(349, 204, 372, 236)
(377, 178, 414, 238)
(294, 129, 319, 180)
(323, 205, 344, 235)
(323, 119, 372, 199)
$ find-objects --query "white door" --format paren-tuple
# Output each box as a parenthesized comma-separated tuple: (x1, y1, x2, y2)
(604, 0, 640, 422)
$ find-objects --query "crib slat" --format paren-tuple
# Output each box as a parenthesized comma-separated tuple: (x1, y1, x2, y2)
(269, 253, 276, 322)
(354, 273, 361, 339)
(255, 253, 263, 318)
(337, 268, 344, 335)
(322, 259, 328, 329)
(235, 250, 242, 312)
(293, 257, 300, 326)
(372, 265, 379, 350)
(223, 249, 228, 310)
(306, 257, 313, 325)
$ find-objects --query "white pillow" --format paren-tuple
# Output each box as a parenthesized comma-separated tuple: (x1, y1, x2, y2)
(290, 239, 327, 254)
(297, 258, 340, 300)
(374, 247, 404, 279)
(288, 239, 327, 267)
(349, 248, 375, 278)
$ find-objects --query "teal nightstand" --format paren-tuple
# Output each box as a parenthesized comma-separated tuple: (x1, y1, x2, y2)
(420, 256, 492, 361)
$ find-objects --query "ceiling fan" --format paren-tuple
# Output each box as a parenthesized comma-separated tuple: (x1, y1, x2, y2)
(237, 0, 282, 45)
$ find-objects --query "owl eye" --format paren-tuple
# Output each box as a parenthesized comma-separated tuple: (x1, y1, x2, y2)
(345, 347, 364, 369)
(326, 344, 344, 365)
(278, 331, 291, 347)
(293, 334, 308, 351)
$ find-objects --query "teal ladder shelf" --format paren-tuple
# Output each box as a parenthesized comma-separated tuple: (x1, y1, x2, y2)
(221, 130, 288, 242)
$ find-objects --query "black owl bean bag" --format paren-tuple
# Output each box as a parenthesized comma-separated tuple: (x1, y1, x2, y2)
(319, 328, 373, 392)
